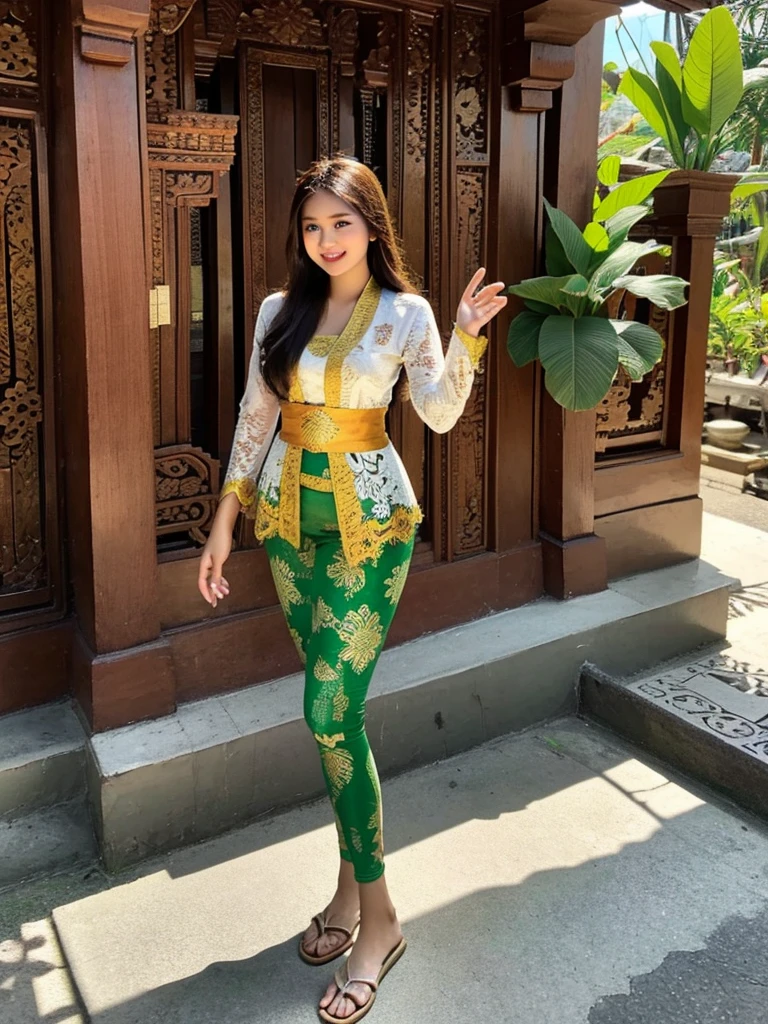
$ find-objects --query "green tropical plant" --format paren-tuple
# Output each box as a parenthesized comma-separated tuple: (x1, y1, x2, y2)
(506, 199, 689, 411)
(617, 6, 768, 171)
(708, 253, 768, 376)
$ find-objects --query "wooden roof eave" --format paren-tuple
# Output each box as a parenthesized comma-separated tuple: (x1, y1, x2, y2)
(501, 0, 714, 48)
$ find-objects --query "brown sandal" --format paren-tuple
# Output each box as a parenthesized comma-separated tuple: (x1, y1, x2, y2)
(299, 908, 361, 966)
(317, 935, 407, 1023)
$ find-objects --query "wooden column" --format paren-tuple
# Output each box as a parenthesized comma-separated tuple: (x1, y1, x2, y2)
(537, 24, 608, 599)
(503, 6, 608, 599)
(52, 0, 174, 730)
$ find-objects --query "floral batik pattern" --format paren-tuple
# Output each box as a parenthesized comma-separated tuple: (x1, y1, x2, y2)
(263, 485, 414, 883)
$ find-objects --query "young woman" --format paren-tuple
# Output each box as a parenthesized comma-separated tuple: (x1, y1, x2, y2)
(197, 155, 506, 1024)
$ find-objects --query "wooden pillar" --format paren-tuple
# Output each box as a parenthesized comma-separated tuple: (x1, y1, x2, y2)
(51, 1, 175, 730)
(537, 24, 608, 599)
(503, 6, 609, 599)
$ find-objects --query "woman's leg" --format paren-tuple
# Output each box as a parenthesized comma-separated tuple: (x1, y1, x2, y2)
(264, 524, 360, 960)
(301, 520, 413, 1019)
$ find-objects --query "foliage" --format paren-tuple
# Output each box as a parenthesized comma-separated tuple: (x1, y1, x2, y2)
(721, 6, 768, 162)
(709, 253, 768, 376)
(506, 199, 688, 411)
(617, 7, 768, 171)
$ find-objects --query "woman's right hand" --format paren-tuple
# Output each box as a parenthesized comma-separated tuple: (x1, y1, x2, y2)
(198, 521, 233, 608)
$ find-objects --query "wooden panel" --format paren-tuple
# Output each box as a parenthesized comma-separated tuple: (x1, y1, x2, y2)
(487, 57, 539, 552)
(0, 621, 71, 717)
(448, 5, 492, 560)
(240, 44, 329, 348)
(595, 496, 703, 580)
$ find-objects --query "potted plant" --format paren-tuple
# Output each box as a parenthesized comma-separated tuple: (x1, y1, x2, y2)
(506, 198, 688, 411)
(617, 6, 768, 173)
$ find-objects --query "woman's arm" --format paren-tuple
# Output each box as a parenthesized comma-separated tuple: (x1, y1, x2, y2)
(219, 295, 282, 515)
(401, 297, 488, 434)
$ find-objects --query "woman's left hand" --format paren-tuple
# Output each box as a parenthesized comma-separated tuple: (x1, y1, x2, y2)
(456, 267, 508, 337)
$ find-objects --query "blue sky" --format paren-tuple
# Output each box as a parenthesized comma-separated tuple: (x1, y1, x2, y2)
(603, 2, 669, 70)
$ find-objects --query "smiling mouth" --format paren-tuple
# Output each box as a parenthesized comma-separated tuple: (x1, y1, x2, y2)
(321, 251, 346, 262)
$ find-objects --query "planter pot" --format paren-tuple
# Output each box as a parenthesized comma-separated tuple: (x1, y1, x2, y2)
(704, 418, 751, 451)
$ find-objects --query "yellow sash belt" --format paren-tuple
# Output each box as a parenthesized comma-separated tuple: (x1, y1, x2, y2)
(279, 402, 388, 453)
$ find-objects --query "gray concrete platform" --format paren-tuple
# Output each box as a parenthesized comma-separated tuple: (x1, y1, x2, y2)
(0, 701, 86, 819)
(579, 512, 768, 824)
(86, 555, 734, 870)
(45, 713, 768, 1024)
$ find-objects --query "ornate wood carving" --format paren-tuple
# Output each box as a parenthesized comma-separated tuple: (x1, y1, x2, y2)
(77, 0, 151, 66)
(237, 0, 325, 47)
(0, 118, 49, 606)
(155, 444, 219, 543)
(144, 15, 238, 548)
(0, 2, 37, 99)
(451, 9, 490, 557)
(596, 251, 671, 453)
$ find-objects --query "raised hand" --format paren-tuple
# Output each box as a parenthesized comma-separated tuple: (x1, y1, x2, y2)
(456, 267, 507, 337)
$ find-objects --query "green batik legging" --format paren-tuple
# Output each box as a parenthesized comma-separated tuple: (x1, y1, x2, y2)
(263, 451, 415, 883)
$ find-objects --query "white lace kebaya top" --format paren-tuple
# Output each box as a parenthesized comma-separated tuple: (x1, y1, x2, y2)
(220, 274, 488, 567)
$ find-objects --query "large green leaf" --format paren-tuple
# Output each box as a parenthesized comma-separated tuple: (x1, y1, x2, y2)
(650, 41, 688, 165)
(598, 155, 621, 186)
(583, 222, 610, 275)
(594, 169, 672, 222)
(524, 299, 559, 316)
(544, 221, 576, 276)
(618, 68, 677, 156)
(507, 311, 545, 368)
(681, 6, 743, 139)
(538, 316, 620, 411)
(610, 320, 664, 380)
(612, 273, 689, 309)
(732, 173, 768, 201)
(603, 205, 649, 242)
(589, 239, 667, 297)
(507, 275, 581, 311)
(542, 198, 594, 277)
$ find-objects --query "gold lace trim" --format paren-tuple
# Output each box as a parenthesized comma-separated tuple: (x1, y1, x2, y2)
(220, 477, 257, 516)
(300, 472, 333, 492)
(325, 276, 382, 405)
(329, 451, 421, 565)
(278, 444, 302, 550)
(453, 324, 489, 370)
(308, 334, 338, 357)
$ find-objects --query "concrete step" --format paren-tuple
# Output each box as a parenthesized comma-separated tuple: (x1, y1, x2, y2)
(0, 700, 88, 819)
(86, 556, 735, 871)
(0, 700, 96, 889)
(0, 799, 98, 890)
(578, 644, 768, 822)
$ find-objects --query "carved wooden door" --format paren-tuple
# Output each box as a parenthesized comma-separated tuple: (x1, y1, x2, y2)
(0, 1, 61, 632)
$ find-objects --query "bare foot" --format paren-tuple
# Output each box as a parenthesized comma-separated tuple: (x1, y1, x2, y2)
(319, 916, 403, 1019)
(302, 893, 361, 960)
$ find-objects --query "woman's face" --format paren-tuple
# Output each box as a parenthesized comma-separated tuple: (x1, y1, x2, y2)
(300, 189, 375, 279)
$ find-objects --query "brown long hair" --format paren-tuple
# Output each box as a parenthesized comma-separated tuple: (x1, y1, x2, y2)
(260, 155, 419, 401)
